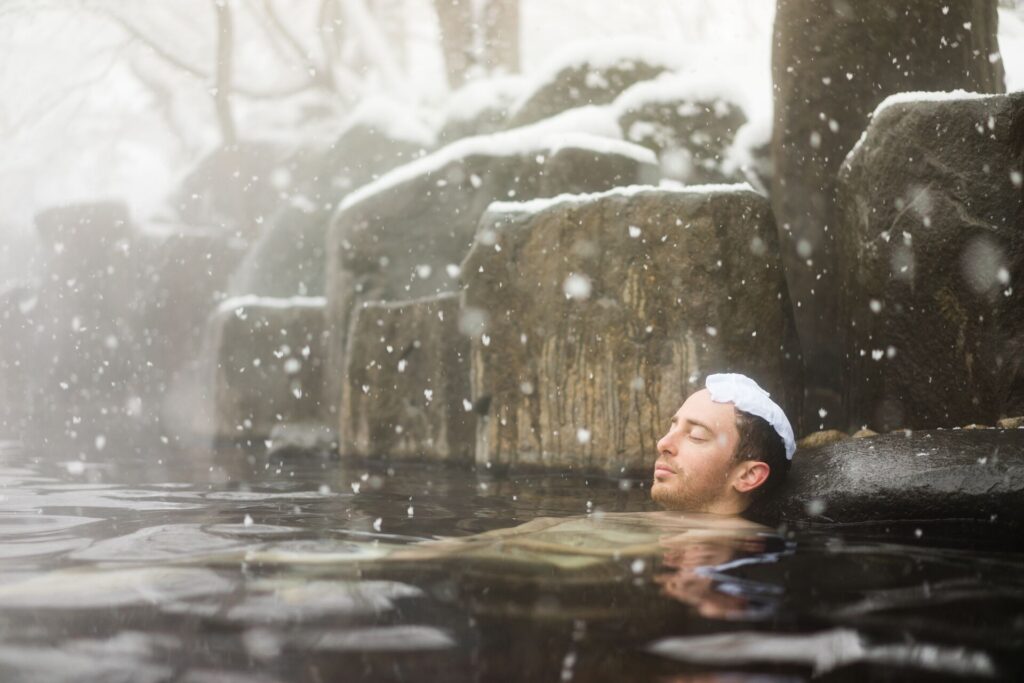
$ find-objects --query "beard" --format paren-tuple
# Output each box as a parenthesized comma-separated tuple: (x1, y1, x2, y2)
(650, 475, 718, 513)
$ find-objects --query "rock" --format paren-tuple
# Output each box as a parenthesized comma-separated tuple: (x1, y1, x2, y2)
(851, 428, 878, 439)
(28, 202, 146, 437)
(339, 293, 473, 462)
(613, 74, 750, 185)
(0, 287, 36, 436)
(797, 430, 848, 450)
(173, 141, 292, 236)
(752, 429, 1024, 526)
(838, 92, 1024, 431)
(462, 185, 802, 473)
(206, 296, 328, 440)
(507, 40, 674, 128)
(998, 417, 1024, 430)
(324, 113, 659, 416)
(229, 104, 433, 298)
(963, 424, 993, 430)
(771, 0, 1005, 428)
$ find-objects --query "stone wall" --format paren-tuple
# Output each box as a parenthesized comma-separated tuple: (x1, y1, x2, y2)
(462, 185, 802, 473)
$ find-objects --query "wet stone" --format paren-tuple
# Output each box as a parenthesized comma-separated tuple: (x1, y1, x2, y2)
(462, 185, 801, 474)
(838, 92, 1024, 431)
(771, 0, 1005, 428)
(340, 293, 473, 462)
(206, 296, 329, 440)
(754, 429, 1024, 526)
(324, 134, 658, 415)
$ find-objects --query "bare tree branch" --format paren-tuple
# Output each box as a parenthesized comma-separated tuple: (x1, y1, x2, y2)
(211, 0, 237, 145)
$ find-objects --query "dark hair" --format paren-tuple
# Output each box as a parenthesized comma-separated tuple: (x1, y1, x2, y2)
(733, 408, 790, 499)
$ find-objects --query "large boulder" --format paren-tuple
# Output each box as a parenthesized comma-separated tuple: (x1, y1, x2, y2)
(613, 74, 752, 185)
(507, 40, 675, 128)
(838, 92, 1024, 431)
(461, 185, 802, 473)
(771, 0, 1005, 429)
(206, 296, 329, 441)
(229, 102, 434, 298)
(324, 109, 659, 417)
(340, 293, 473, 462)
(753, 429, 1024, 526)
(27, 202, 145, 438)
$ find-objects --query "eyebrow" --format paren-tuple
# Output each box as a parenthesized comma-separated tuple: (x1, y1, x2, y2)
(670, 416, 715, 433)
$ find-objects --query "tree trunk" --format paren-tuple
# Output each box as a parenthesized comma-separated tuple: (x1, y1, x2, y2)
(433, 0, 474, 88)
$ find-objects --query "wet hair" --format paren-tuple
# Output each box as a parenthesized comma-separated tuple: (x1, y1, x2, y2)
(733, 408, 790, 499)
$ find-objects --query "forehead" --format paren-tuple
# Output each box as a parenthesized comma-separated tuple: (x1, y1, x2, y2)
(674, 388, 738, 432)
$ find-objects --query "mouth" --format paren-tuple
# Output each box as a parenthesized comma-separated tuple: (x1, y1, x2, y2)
(654, 462, 675, 478)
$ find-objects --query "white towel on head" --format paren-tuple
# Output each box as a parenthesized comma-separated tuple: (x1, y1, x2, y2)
(705, 373, 796, 460)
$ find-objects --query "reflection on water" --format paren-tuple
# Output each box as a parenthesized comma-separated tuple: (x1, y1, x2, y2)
(0, 439, 1021, 682)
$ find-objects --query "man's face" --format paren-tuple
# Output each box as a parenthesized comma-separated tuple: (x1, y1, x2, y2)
(651, 389, 741, 512)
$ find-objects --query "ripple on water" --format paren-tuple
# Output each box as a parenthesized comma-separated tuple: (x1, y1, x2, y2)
(70, 524, 250, 562)
(0, 567, 233, 609)
(0, 513, 103, 537)
(225, 579, 423, 622)
(295, 625, 456, 652)
(203, 490, 337, 502)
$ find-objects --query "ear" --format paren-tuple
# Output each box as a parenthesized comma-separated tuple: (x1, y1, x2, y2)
(732, 461, 770, 494)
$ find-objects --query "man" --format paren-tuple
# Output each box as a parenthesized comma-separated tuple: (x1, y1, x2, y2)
(651, 373, 796, 515)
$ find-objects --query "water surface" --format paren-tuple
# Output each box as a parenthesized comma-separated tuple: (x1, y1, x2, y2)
(0, 438, 1021, 682)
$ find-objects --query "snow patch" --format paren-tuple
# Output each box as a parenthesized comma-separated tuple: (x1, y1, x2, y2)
(612, 72, 752, 118)
(336, 96, 436, 148)
(485, 181, 753, 216)
(216, 295, 326, 315)
(339, 106, 650, 213)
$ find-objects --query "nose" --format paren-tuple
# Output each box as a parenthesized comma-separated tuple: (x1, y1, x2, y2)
(656, 429, 675, 457)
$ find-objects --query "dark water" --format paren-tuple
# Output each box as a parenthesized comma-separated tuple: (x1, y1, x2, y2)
(0, 438, 1022, 682)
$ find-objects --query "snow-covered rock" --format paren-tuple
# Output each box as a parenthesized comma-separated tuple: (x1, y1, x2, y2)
(340, 293, 473, 462)
(838, 91, 1024, 431)
(613, 73, 751, 185)
(507, 38, 679, 128)
(462, 185, 800, 473)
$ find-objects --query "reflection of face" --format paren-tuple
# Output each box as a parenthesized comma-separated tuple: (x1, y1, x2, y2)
(651, 389, 740, 513)
(655, 534, 767, 619)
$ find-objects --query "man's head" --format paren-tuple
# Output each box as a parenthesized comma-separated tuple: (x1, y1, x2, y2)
(651, 374, 794, 515)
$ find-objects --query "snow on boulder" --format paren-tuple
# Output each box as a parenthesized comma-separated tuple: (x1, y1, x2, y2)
(439, 75, 530, 143)
(461, 185, 801, 474)
(340, 293, 473, 462)
(323, 109, 659, 417)
(229, 98, 433, 299)
(612, 72, 753, 186)
(507, 38, 679, 128)
(205, 296, 329, 441)
(772, 0, 1005, 430)
(838, 91, 1024, 432)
